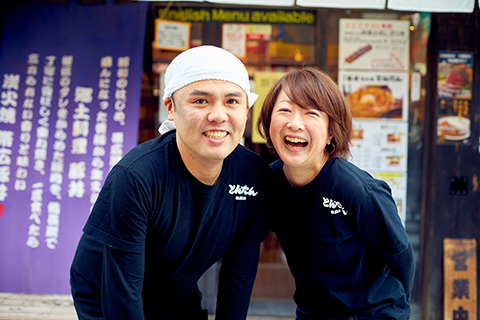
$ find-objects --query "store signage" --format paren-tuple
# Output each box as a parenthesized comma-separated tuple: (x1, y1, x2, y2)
(157, 7, 315, 25)
(444, 238, 477, 320)
(0, 2, 147, 294)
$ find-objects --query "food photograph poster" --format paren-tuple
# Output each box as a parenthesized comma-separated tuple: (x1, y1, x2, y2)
(350, 121, 408, 173)
(338, 19, 410, 71)
(436, 51, 473, 145)
(338, 71, 409, 120)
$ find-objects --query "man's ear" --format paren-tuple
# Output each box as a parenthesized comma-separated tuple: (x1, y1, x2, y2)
(164, 98, 174, 121)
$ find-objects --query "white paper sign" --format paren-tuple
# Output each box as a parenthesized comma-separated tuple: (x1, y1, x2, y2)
(154, 19, 191, 51)
(222, 23, 246, 58)
(339, 19, 410, 71)
(350, 120, 408, 173)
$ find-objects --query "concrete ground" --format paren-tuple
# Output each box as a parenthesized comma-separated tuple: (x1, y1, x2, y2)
(0, 292, 420, 320)
(0, 293, 294, 320)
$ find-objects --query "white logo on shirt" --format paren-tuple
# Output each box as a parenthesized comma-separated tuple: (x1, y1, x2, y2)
(229, 184, 258, 201)
(323, 197, 348, 215)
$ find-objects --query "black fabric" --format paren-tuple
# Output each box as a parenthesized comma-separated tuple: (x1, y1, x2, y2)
(71, 130, 271, 320)
(270, 157, 415, 320)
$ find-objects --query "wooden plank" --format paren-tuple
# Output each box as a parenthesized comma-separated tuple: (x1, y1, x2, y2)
(444, 238, 477, 320)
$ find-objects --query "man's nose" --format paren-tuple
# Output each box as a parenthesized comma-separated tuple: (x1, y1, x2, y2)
(208, 101, 228, 122)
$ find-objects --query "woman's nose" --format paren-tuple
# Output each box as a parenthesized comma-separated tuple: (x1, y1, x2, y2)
(286, 112, 305, 130)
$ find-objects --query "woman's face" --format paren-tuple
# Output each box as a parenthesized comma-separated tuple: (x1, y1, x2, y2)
(270, 90, 332, 173)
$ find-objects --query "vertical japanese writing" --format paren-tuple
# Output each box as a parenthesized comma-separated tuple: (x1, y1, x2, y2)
(89, 56, 111, 206)
(68, 86, 93, 199)
(50, 55, 73, 201)
(44, 55, 73, 250)
(110, 131, 124, 168)
(113, 56, 129, 126)
(45, 201, 60, 249)
(0, 71, 20, 202)
(15, 54, 39, 194)
(27, 182, 43, 248)
(110, 56, 130, 168)
(34, 55, 57, 175)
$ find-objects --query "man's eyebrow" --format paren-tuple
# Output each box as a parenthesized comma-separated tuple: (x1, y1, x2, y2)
(225, 91, 244, 98)
(187, 89, 244, 98)
(188, 89, 211, 97)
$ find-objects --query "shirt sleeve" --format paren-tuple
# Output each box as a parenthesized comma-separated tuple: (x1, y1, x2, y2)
(84, 166, 149, 253)
(101, 245, 145, 319)
(215, 170, 271, 319)
(355, 180, 409, 255)
(385, 241, 416, 301)
(215, 243, 260, 320)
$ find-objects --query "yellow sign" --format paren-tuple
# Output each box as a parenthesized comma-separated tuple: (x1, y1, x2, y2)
(444, 238, 477, 320)
(157, 8, 315, 25)
(251, 72, 286, 144)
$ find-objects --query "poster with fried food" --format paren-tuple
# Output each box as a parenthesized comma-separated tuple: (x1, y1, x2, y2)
(436, 99, 471, 145)
(437, 51, 473, 99)
(339, 19, 410, 71)
(339, 71, 408, 120)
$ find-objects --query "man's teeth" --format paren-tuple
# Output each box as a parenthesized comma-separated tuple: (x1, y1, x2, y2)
(285, 136, 307, 144)
(205, 131, 228, 139)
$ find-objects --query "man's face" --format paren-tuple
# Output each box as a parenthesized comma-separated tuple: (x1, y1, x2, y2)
(165, 79, 249, 167)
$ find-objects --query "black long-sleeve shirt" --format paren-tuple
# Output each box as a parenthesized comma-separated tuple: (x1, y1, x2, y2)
(70, 130, 270, 319)
(271, 157, 415, 319)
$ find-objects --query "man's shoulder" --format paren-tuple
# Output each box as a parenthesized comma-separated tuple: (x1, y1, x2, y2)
(117, 132, 173, 169)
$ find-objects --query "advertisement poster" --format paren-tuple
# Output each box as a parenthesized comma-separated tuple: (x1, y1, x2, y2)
(339, 19, 410, 71)
(436, 51, 473, 145)
(338, 71, 408, 120)
(350, 120, 408, 173)
(437, 99, 471, 144)
(437, 51, 473, 99)
(222, 23, 246, 58)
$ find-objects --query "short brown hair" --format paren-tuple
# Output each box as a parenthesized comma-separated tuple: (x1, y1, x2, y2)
(257, 67, 352, 159)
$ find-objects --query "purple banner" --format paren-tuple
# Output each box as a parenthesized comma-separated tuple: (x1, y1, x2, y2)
(0, 1, 148, 294)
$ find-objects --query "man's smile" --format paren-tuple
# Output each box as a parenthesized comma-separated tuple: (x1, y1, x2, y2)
(204, 130, 228, 139)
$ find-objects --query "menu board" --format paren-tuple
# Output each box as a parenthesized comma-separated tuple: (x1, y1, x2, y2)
(351, 121, 408, 172)
(339, 18, 410, 223)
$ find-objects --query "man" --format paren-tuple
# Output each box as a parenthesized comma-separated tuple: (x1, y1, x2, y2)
(70, 45, 271, 320)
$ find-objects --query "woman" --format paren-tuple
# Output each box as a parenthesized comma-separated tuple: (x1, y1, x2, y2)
(258, 67, 415, 320)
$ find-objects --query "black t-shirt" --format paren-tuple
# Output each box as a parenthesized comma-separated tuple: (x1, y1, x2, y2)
(70, 130, 271, 319)
(270, 157, 414, 319)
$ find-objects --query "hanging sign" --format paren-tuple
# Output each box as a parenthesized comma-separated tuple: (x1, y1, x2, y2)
(0, 1, 147, 294)
(154, 19, 191, 51)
